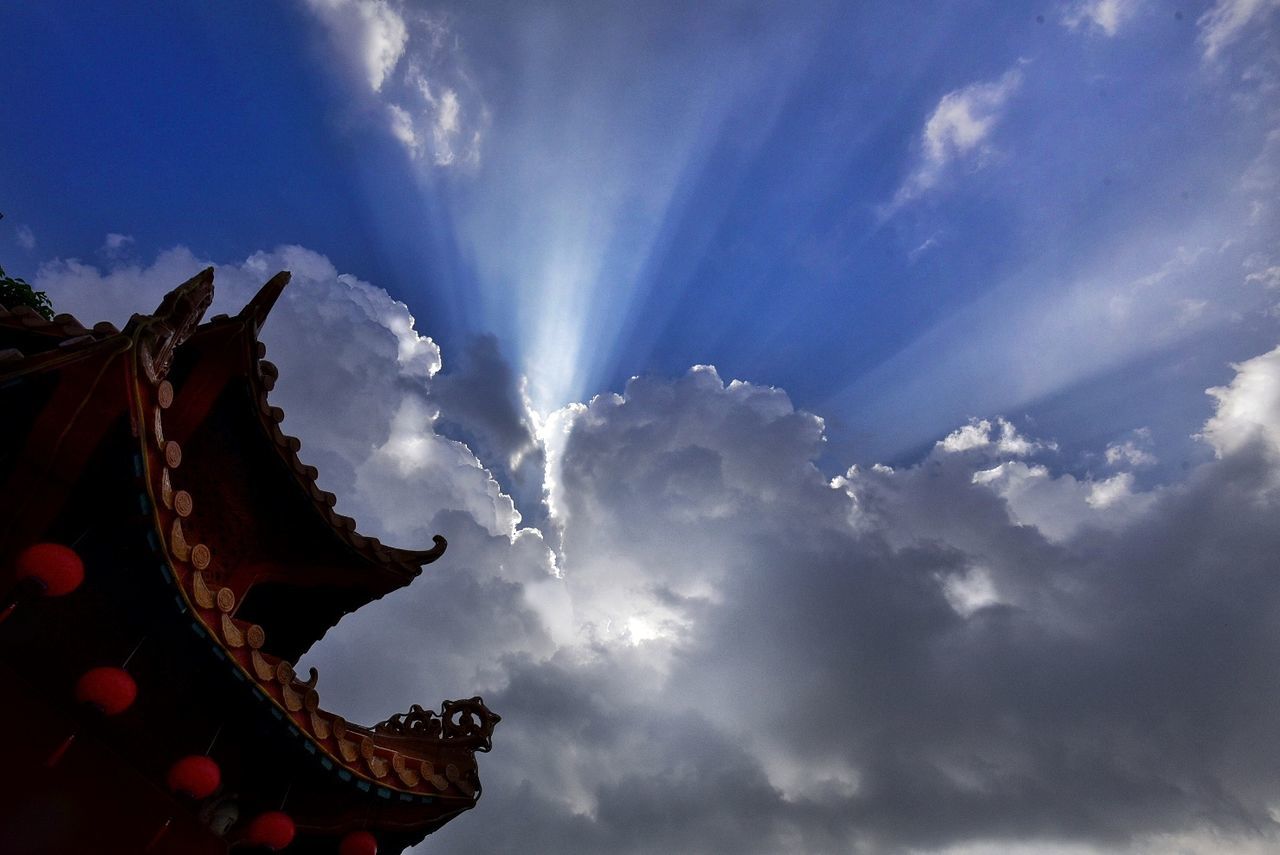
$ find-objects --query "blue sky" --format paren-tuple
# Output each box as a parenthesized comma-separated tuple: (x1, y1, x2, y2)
(7, 1, 1275, 468)
(5, 3, 1280, 853)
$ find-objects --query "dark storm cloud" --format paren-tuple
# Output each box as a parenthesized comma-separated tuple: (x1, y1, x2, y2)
(405, 354, 1280, 854)
(681, 447, 1280, 850)
(507, 360, 1279, 853)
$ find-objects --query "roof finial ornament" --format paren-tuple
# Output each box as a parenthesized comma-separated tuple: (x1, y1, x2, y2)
(127, 267, 215, 383)
(238, 270, 292, 335)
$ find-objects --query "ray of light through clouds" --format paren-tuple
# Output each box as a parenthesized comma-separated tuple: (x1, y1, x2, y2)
(302, 0, 823, 412)
(6, 0, 1280, 852)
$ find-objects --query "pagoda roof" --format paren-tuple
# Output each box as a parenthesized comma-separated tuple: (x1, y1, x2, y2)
(0, 303, 119, 351)
(0, 268, 498, 852)
(153, 270, 444, 602)
(2, 268, 448, 614)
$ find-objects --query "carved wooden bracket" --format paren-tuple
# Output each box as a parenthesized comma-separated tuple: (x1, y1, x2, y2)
(373, 697, 501, 753)
(129, 267, 214, 384)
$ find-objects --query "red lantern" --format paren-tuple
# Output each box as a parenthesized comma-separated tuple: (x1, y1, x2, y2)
(244, 811, 295, 850)
(15, 542, 84, 596)
(339, 830, 378, 855)
(167, 754, 221, 799)
(75, 666, 137, 715)
(45, 667, 137, 767)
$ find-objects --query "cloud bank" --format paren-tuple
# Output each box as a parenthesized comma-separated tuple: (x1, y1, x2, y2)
(36, 249, 1280, 854)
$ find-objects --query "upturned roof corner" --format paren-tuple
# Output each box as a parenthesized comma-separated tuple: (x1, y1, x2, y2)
(237, 270, 292, 335)
(0, 265, 494, 853)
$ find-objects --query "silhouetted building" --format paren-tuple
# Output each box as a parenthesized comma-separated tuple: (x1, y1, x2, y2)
(0, 269, 498, 854)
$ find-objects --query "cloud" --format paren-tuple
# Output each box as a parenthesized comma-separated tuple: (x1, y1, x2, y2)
(1198, 0, 1280, 61)
(500, 353, 1280, 853)
(427, 334, 551, 533)
(1245, 263, 1280, 291)
(971, 461, 1156, 541)
(938, 417, 1055, 456)
(34, 247, 1280, 853)
(1105, 428, 1157, 468)
(1061, 0, 1140, 36)
(837, 217, 1278, 464)
(303, 0, 487, 167)
(889, 66, 1023, 211)
(908, 232, 941, 263)
(1201, 343, 1280, 461)
(303, 0, 407, 92)
(100, 232, 134, 257)
(15, 224, 35, 249)
(386, 102, 419, 149)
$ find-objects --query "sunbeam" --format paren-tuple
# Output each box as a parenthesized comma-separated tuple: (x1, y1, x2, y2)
(431, 5, 821, 413)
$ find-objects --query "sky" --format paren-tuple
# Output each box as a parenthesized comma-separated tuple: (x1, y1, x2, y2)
(4, 1, 1280, 853)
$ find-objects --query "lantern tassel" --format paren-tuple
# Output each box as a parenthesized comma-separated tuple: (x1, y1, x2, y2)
(45, 730, 78, 768)
(279, 778, 293, 811)
(144, 818, 173, 852)
(0, 579, 41, 626)
(206, 722, 223, 755)
(122, 635, 148, 668)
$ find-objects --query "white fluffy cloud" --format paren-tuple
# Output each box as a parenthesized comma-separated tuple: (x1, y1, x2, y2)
(34, 247, 1280, 854)
(971, 461, 1155, 541)
(304, 0, 407, 92)
(889, 66, 1023, 211)
(303, 0, 487, 167)
(938, 417, 1055, 456)
(1202, 344, 1280, 461)
(1105, 428, 1157, 468)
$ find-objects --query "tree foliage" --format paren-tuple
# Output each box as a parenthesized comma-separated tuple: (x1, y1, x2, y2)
(0, 264, 54, 321)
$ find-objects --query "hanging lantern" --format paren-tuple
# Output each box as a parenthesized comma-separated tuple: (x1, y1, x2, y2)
(339, 830, 378, 855)
(167, 755, 221, 799)
(46, 666, 138, 767)
(244, 811, 295, 850)
(74, 666, 137, 715)
(3, 543, 85, 624)
(15, 542, 85, 596)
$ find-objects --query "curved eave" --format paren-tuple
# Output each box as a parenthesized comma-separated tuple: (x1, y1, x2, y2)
(0, 303, 116, 346)
(169, 274, 445, 598)
(128, 298, 488, 814)
(0, 310, 123, 383)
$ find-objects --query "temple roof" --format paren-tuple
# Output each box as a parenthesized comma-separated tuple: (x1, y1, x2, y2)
(156, 271, 446, 620)
(2, 269, 449, 637)
(0, 267, 498, 853)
